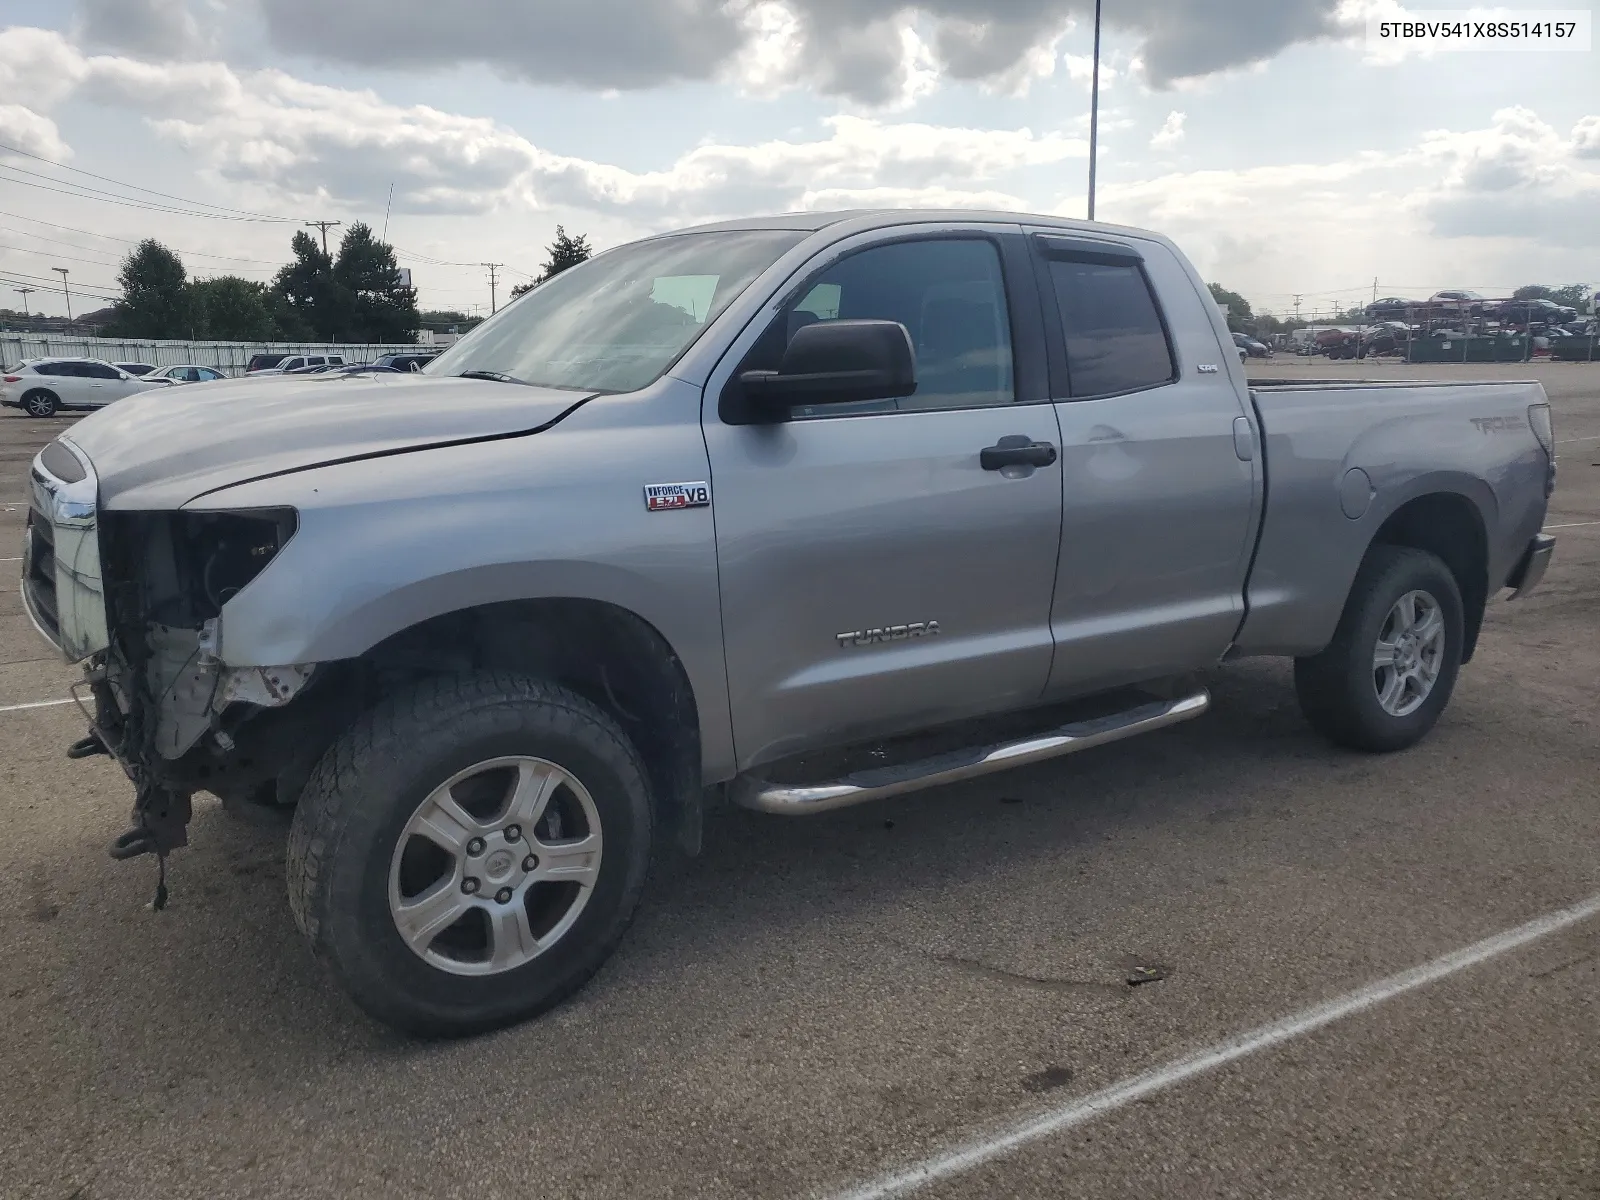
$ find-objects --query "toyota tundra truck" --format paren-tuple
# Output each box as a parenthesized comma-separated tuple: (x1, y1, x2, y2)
(22, 210, 1557, 1036)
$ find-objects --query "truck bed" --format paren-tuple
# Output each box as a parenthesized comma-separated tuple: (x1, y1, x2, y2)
(1233, 377, 1551, 658)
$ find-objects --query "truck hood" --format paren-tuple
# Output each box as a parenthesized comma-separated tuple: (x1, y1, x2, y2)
(62, 373, 593, 508)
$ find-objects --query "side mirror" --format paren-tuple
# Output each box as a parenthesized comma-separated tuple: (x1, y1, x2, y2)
(739, 319, 917, 410)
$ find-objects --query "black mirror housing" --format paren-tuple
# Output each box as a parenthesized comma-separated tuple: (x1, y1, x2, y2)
(740, 319, 917, 409)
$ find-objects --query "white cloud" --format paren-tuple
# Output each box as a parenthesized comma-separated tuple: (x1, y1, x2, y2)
(1413, 106, 1600, 247)
(1574, 116, 1600, 159)
(1089, 105, 1600, 308)
(1150, 110, 1186, 148)
(0, 105, 72, 161)
(238, 0, 1352, 103)
(4, 28, 1084, 227)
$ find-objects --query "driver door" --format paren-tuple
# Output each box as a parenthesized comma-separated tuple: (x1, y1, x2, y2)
(704, 227, 1064, 770)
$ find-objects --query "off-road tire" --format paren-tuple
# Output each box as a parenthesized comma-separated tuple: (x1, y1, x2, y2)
(286, 672, 653, 1037)
(1294, 545, 1464, 753)
(22, 390, 59, 417)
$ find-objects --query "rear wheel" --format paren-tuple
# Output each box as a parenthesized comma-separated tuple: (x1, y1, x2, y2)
(287, 673, 653, 1036)
(1294, 545, 1464, 752)
(22, 390, 58, 417)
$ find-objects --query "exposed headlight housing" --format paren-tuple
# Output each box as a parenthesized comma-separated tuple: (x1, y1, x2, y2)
(178, 508, 299, 614)
(102, 507, 298, 632)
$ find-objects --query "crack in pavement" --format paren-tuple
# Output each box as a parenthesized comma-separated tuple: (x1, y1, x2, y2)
(881, 936, 1126, 995)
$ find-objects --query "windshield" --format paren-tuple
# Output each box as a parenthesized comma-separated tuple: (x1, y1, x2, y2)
(425, 229, 806, 392)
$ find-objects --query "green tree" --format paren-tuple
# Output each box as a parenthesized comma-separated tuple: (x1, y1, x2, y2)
(265, 286, 312, 340)
(107, 239, 191, 337)
(272, 230, 341, 339)
(1207, 282, 1253, 332)
(332, 222, 418, 343)
(509, 280, 535, 300)
(537, 225, 592, 283)
(190, 276, 277, 340)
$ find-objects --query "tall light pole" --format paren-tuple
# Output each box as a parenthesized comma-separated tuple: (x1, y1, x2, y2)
(1086, 0, 1104, 221)
(14, 286, 34, 318)
(53, 267, 72, 324)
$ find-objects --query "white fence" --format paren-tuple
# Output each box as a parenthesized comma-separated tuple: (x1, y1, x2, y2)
(0, 334, 420, 374)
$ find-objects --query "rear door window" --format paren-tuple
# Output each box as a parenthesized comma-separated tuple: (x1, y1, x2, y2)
(1043, 257, 1177, 398)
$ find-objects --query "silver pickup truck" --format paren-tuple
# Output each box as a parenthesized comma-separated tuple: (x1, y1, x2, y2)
(23, 210, 1556, 1036)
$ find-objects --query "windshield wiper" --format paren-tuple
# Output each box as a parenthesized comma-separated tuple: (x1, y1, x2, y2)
(456, 370, 529, 385)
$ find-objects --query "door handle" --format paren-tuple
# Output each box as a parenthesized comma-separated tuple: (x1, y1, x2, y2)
(981, 435, 1058, 470)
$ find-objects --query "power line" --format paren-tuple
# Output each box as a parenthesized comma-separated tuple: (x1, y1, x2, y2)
(0, 166, 293, 223)
(0, 210, 284, 266)
(0, 242, 124, 270)
(0, 267, 121, 297)
(0, 138, 298, 222)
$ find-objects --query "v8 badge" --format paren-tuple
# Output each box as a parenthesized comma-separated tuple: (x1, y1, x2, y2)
(644, 481, 711, 512)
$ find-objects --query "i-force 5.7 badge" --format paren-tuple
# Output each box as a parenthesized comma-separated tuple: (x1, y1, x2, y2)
(643, 481, 711, 512)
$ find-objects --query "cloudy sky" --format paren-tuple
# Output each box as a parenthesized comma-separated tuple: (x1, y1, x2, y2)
(0, 0, 1595, 320)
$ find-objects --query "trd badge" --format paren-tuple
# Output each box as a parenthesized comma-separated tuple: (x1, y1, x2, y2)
(644, 482, 711, 511)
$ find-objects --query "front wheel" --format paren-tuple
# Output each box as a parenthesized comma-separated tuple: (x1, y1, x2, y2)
(1294, 545, 1464, 752)
(287, 673, 653, 1036)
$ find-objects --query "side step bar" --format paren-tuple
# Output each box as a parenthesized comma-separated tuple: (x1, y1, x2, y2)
(732, 689, 1210, 815)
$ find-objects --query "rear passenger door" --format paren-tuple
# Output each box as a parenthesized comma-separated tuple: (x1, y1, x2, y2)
(1030, 232, 1261, 698)
(34, 363, 88, 407)
(705, 226, 1065, 769)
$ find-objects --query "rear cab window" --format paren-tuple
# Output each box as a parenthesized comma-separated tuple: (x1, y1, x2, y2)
(1033, 234, 1178, 399)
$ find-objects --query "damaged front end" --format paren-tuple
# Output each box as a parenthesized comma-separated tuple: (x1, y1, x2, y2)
(26, 440, 330, 897)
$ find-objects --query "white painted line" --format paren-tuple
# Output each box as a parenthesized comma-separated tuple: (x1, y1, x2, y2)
(828, 892, 1600, 1200)
(0, 698, 74, 713)
(1545, 520, 1600, 530)
(0, 557, 18, 562)
(1555, 435, 1600, 445)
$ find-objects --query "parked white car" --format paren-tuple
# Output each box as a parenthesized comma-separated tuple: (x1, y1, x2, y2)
(246, 354, 346, 375)
(144, 364, 230, 384)
(0, 358, 170, 417)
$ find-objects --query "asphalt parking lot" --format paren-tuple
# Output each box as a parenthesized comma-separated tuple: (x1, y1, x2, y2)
(1, 359, 1596, 1200)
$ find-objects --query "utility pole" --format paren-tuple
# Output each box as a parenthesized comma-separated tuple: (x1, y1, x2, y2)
(52, 267, 72, 324)
(1293, 294, 1303, 322)
(14, 286, 34, 318)
(482, 262, 503, 315)
(1373, 277, 1378, 305)
(305, 219, 342, 257)
(1086, 0, 1103, 221)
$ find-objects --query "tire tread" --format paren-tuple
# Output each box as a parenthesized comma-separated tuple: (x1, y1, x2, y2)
(286, 672, 651, 1036)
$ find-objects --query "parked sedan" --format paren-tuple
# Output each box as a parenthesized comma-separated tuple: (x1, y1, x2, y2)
(1364, 296, 1418, 320)
(0, 357, 167, 416)
(1232, 332, 1273, 359)
(1490, 298, 1579, 327)
(145, 364, 230, 384)
(1427, 290, 1487, 316)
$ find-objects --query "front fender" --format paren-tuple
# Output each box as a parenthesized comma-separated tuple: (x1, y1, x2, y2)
(192, 380, 738, 780)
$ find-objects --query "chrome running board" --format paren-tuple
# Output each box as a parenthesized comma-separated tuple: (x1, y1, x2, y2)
(732, 689, 1210, 815)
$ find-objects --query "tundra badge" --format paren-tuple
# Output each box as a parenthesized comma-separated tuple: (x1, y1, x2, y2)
(644, 482, 711, 511)
(835, 622, 940, 648)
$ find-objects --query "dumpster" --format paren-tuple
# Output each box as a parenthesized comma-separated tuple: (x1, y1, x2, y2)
(1408, 334, 1531, 364)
